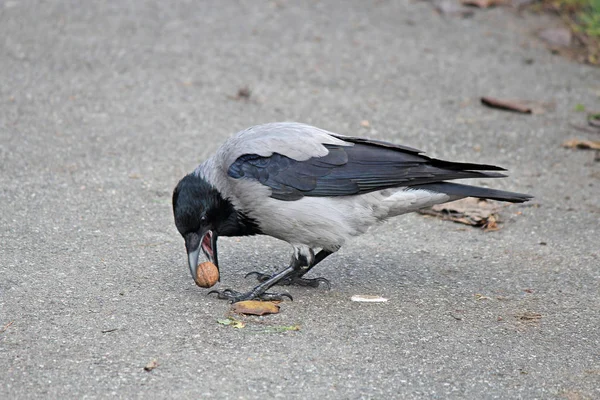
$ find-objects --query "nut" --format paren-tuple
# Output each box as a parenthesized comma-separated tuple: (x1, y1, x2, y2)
(195, 261, 219, 288)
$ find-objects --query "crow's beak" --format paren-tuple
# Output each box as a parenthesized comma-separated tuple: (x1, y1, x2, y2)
(185, 229, 219, 284)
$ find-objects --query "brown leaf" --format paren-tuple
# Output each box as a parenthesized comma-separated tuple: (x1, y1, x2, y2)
(232, 300, 280, 316)
(418, 198, 502, 229)
(144, 359, 159, 372)
(538, 28, 572, 48)
(562, 139, 600, 150)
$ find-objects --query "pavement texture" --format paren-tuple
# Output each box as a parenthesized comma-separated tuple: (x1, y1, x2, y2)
(1, 1, 599, 399)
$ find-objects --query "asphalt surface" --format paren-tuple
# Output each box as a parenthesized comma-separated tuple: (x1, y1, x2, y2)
(1, 1, 599, 399)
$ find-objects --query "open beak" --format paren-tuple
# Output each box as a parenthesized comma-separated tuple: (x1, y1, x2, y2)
(185, 229, 219, 284)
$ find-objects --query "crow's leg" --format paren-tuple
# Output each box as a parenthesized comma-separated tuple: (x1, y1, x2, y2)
(246, 250, 333, 289)
(208, 253, 313, 302)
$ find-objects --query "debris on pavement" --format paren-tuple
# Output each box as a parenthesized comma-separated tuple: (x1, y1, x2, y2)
(588, 113, 600, 129)
(433, 0, 475, 17)
(259, 325, 301, 333)
(461, 0, 506, 8)
(231, 300, 280, 316)
(1, 321, 14, 334)
(569, 123, 600, 134)
(217, 317, 246, 328)
(562, 139, 600, 150)
(144, 359, 159, 372)
(228, 86, 252, 100)
(516, 311, 542, 321)
(480, 96, 553, 114)
(418, 198, 503, 231)
(351, 295, 388, 303)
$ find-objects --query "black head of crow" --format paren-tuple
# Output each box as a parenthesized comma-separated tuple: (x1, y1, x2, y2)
(172, 122, 532, 302)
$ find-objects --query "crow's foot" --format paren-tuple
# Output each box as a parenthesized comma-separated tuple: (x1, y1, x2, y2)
(207, 288, 293, 303)
(245, 271, 331, 289)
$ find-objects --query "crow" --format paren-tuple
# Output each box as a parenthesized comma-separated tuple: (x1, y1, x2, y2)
(172, 122, 532, 302)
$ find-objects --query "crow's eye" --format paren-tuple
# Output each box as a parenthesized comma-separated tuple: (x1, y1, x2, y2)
(200, 215, 207, 223)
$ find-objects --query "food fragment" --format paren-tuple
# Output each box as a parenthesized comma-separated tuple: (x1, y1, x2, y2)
(474, 293, 491, 300)
(562, 139, 600, 150)
(217, 317, 246, 328)
(144, 359, 159, 372)
(231, 300, 280, 316)
(351, 295, 388, 303)
(195, 261, 219, 288)
(418, 198, 503, 231)
(360, 120, 370, 128)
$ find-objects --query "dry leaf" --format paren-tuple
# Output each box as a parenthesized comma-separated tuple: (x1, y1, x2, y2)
(562, 139, 600, 150)
(232, 300, 280, 316)
(418, 198, 503, 230)
(144, 359, 159, 372)
(351, 295, 388, 303)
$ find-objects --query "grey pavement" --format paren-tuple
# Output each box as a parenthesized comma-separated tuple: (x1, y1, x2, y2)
(1, 1, 599, 399)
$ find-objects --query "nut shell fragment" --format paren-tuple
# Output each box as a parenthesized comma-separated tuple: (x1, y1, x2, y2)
(195, 261, 219, 288)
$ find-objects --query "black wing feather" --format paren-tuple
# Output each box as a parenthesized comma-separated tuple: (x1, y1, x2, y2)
(228, 138, 507, 201)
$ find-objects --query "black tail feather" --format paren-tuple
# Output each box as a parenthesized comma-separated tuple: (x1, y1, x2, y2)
(414, 182, 533, 203)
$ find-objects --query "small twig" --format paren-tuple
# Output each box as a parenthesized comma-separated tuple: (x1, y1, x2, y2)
(481, 97, 532, 113)
(1, 321, 14, 333)
(101, 328, 118, 333)
(449, 313, 463, 321)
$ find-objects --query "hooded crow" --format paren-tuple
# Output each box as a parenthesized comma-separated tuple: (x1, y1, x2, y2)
(172, 122, 532, 302)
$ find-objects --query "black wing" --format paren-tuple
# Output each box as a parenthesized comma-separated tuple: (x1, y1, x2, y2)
(227, 137, 507, 201)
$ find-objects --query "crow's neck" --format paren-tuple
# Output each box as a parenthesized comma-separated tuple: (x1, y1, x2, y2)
(214, 197, 262, 237)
